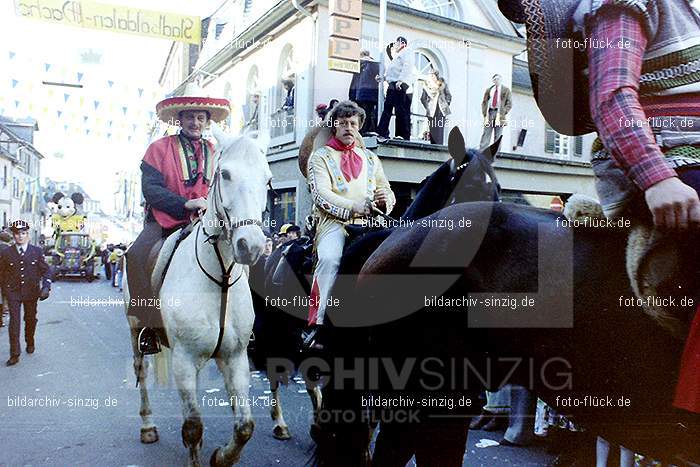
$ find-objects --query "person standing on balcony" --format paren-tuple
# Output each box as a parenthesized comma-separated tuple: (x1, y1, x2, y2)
(377, 36, 415, 141)
(349, 50, 380, 136)
(480, 74, 512, 150)
(420, 69, 452, 144)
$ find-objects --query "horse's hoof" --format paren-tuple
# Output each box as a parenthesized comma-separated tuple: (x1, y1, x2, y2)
(273, 425, 291, 440)
(309, 423, 322, 443)
(209, 447, 221, 467)
(140, 426, 159, 444)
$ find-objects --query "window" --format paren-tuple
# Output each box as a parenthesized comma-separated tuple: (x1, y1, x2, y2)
(269, 188, 296, 227)
(545, 124, 583, 158)
(243, 67, 261, 132)
(3, 166, 6, 187)
(271, 45, 296, 140)
(13, 178, 19, 198)
(390, 0, 461, 19)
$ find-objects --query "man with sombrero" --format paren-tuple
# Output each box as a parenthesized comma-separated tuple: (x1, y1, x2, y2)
(0, 220, 51, 366)
(498, 0, 700, 420)
(126, 83, 230, 354)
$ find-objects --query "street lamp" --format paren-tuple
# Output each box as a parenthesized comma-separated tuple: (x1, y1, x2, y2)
(378, 0, 387, 116)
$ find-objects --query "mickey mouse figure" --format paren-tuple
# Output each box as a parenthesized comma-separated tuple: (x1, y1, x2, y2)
(50, 192, 86, 238)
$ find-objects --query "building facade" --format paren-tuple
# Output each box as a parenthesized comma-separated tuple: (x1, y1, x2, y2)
(0, 116, 45, 242)
(158, 0, 597, 228)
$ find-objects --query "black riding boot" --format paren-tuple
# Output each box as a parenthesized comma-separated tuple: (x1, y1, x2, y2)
(138, 327, 161, 355)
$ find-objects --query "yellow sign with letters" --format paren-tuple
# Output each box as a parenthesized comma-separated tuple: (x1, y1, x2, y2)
(328, 0, 362, 73)
(14, 0, 201, 44)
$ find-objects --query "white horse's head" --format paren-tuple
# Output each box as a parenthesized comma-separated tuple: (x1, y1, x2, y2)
(209, 123, 271, 265)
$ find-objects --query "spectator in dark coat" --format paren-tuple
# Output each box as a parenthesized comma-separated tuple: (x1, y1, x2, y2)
(349, 50, 380, 136)
(102, 244, 113, 281)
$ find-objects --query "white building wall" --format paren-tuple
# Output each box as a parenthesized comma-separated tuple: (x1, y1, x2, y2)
(510, 89, 546, 156)
(460, 0, 498, 29)
(171, 0, 596, 222)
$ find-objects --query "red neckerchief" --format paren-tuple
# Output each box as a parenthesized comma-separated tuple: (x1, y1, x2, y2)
(327, 136, 362, 181)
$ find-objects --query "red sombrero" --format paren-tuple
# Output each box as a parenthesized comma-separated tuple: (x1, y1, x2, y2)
(156, 83, 230, 124)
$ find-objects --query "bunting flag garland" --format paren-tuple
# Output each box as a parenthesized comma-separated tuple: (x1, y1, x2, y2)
(2, 49, 163, 146)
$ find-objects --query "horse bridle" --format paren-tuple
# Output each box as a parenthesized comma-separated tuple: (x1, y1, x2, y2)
(196, 162, 263, 359)
(206, 165, 263, 241)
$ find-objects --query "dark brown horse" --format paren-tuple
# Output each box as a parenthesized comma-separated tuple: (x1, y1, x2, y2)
(249, 128, 501, 442)
(315, 199, 700, 465)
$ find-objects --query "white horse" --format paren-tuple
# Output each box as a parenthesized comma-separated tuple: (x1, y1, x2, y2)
(123, 125, 271, 467)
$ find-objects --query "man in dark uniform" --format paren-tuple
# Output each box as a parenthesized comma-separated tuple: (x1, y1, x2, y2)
(0, 220, 51, 366)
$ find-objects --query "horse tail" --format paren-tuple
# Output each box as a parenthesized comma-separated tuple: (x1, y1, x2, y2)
(154, 347, 171, 386)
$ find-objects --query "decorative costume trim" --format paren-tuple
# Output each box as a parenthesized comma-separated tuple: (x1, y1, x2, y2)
(176, 134, 214, 185)
(307, 150, 352, 221)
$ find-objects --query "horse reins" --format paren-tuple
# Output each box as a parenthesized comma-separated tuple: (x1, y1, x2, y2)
(196, 166, 262, 359)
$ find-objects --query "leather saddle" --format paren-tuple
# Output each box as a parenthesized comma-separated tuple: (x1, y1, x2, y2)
(139, 223, 197, 349)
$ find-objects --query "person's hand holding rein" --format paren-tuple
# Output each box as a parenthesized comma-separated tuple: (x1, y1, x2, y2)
(351, 200, 371, 217)
(185, 197, 207, 220)
(185, 197, 207, 212)
(373, 189, 389, 212)
(644, 177, 700, 229)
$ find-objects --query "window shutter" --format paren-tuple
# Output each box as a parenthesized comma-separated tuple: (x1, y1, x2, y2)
(574, 136, 583, 157)
(545, 125, 555, 153)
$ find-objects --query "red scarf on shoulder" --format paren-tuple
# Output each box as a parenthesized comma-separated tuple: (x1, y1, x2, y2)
(327, 137, 363, 181)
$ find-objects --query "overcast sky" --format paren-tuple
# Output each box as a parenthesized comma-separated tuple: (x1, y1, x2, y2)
(1, 0, 221, 213)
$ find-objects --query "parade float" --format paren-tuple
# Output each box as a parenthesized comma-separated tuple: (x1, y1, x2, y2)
(48, 192, 97, 282)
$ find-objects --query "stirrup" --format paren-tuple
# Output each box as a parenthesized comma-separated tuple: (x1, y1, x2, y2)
(138, 327, 162, 355)
(302, 327, 324, 350)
